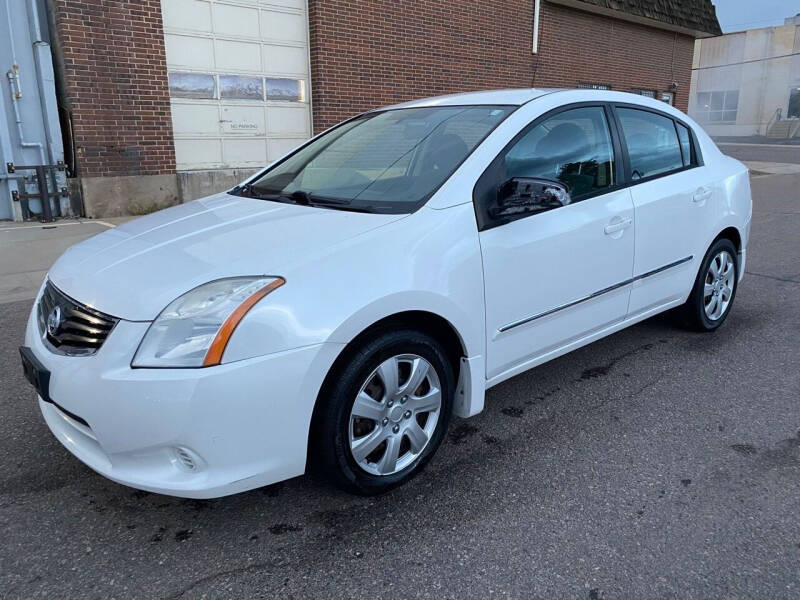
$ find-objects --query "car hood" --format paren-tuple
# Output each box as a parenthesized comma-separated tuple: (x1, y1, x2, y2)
(48, 193, 405, 321)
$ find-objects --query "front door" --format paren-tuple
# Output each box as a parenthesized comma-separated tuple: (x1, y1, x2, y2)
(475, 105, 636, 381)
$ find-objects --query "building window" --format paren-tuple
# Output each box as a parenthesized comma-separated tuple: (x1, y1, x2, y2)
(168, 72, 216, 99)
(695, 91, 738, 123)
(219, 75, 264, 100)
(577, 82, 612, 90)
(631, 89, 657, 98)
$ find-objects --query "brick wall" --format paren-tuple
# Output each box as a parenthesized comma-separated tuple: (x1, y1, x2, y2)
(52, 0, 176, 178)
(534, 3, 694, 111)
(308, 0, 536, 132)
(308, 0, 695, 132)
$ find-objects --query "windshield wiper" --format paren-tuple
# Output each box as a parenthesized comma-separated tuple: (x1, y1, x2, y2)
(230, 183, 256, 197)
(239, 188, 351, 206)
(233, 187, 373, 211)
(288, 190, 351, 206)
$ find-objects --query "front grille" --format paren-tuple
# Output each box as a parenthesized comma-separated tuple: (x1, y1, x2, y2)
(37, 281, 118, 356)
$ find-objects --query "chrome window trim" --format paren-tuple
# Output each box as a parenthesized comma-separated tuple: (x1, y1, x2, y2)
(498, 255, 694, 333)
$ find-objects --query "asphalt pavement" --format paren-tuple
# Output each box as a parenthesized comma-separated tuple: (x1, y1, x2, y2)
(0, 218, 130, 304)
(1, 172, 798, 599)
(716, 142, 800, 165)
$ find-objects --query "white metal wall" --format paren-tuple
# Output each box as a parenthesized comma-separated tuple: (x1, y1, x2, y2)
(689, 24, 800, 137)
(1, 0, 65, 221)
(161, 0, 312, 171)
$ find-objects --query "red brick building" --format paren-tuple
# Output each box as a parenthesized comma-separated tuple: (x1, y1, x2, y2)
(47, 0, 720, 216)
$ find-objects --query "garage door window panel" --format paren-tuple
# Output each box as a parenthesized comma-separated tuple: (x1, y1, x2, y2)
(220, 75, 264, 100)
(169, 72, 216, 99)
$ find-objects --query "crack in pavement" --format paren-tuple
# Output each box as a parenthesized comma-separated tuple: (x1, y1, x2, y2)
(166, 560, 281, 599)
(589, 376, 664, 412)
(744, 271, 800, 284)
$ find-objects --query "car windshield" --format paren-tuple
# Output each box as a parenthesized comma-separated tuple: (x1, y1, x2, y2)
(236, 105, 515, 213)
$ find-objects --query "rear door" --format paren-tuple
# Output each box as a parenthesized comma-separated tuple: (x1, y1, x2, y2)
(476, 105, 635, 381)
(612, 105, 711, 316)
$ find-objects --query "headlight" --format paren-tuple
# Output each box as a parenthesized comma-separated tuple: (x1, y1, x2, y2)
(132, 276, 285, 368)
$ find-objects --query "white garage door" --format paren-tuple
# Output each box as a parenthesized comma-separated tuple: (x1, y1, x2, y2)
(161, 0, 312, 171)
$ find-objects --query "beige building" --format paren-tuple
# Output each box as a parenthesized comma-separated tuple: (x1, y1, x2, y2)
(689, 14, 800, 138)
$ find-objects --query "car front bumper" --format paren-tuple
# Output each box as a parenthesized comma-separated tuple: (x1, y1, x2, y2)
(24, 301, 343, 499)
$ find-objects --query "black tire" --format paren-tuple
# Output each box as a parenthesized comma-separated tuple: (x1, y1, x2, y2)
(681, 237, 739, 331)
(310, 328, 454, 495)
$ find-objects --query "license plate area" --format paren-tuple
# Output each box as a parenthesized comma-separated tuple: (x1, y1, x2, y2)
(19, 346, 51, 403)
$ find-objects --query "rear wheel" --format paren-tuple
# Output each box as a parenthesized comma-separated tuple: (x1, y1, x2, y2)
(312, 329, 454, 495)
(682, 238, 739, 331)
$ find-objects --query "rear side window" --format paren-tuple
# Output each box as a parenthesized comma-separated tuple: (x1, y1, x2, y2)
(676, 122, 693, 167)
(502, 106, 616, 198)
(617, 108, 683, 179)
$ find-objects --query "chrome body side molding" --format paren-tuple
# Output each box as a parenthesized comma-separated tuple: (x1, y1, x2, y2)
(498, 255, 694, 333)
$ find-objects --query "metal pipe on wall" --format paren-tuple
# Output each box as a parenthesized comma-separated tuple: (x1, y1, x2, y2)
(6, 69, 47, 167)
(0, 72, 22, 219)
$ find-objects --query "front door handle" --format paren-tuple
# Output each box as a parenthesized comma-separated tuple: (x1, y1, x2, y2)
(604, 217, 633, 235)
(693, 187, 712, 203)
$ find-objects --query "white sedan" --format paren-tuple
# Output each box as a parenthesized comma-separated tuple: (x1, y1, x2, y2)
(20, 89, 752, 497)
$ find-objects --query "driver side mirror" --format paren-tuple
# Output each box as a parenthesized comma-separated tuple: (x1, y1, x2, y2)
(490, 177, 571, 218)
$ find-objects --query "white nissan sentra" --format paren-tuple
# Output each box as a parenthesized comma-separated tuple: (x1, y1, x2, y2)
(20, 89, 752, 497)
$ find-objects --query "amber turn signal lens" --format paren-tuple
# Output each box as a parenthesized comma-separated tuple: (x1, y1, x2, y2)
(202, 277, 285, 366)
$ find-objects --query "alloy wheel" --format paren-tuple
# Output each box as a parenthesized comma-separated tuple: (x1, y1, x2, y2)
(348, 354, 442, 476)
(703, 249, 735, 321)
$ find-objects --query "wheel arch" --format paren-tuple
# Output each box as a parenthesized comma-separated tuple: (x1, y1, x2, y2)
(714, 226, 742, 252)
(307, 309, 480, 470)
(693, 225, 744, 292)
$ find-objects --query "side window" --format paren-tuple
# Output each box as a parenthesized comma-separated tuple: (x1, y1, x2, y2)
(616, 108, 683, 179)
(675, 122, 693, 167)
(502, 106, 616, 199)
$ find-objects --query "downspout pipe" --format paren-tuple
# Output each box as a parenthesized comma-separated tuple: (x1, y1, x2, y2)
(0, 64, 21, 219)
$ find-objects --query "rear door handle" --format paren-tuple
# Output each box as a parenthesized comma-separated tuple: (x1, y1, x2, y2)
(693, 187, 712, 203)
(604, 217, 632, 235)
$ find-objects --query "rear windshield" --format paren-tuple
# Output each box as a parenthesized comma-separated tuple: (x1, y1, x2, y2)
(239, 105, 515, 213)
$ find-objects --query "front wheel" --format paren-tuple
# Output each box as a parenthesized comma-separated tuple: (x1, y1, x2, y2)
(682, 238, 739, 331)
(311, 329, 454, 495)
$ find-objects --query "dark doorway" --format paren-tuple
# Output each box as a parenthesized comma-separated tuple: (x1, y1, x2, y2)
(789, 87, 800, 119)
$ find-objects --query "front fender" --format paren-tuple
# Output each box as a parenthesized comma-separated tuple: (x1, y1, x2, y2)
(222, 203, 486, 365)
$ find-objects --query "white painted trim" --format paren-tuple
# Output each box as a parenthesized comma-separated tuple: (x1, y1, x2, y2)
(304, 0, 314, 136)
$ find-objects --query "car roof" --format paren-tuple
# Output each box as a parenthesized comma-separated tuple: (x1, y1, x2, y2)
(381, 88, 685, 114)
(383, 88, 562, 109)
